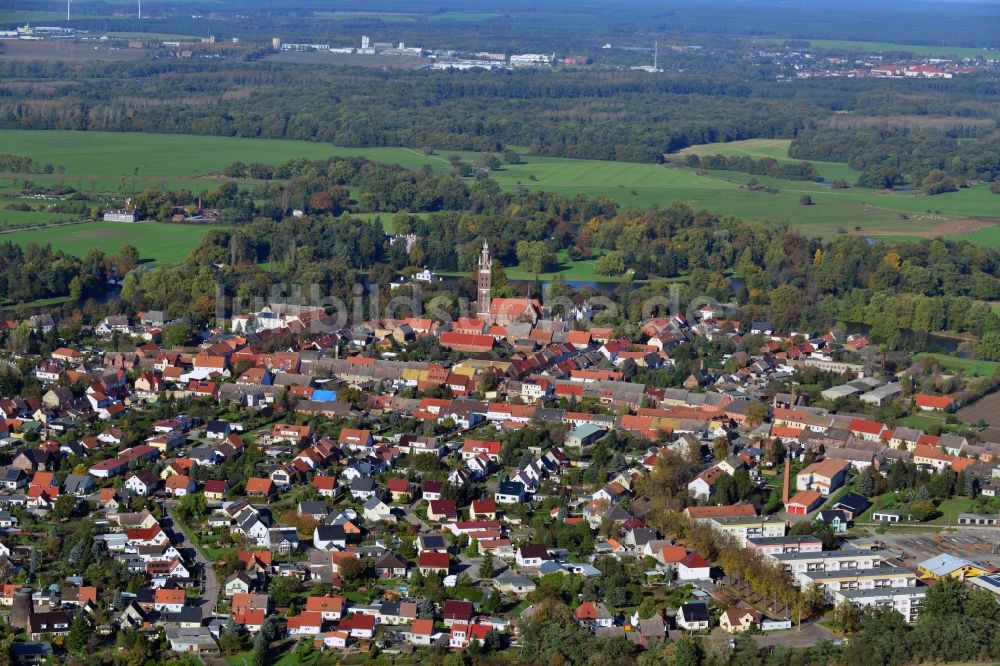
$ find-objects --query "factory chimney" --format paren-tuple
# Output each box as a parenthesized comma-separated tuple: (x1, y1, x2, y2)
(11, 588, 33, 630)
(782, 453, 791, 505)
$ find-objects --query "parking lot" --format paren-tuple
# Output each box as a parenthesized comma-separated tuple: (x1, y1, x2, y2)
(868, 530, 1000, 568)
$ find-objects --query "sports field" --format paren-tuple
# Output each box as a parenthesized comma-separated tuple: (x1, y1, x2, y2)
(0, 222, 218, 264)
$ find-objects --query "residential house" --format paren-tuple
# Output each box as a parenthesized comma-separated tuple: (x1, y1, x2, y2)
(720, 609, 760, 634)
(676, 602, 710, 631)
(515, 544, 549, 568)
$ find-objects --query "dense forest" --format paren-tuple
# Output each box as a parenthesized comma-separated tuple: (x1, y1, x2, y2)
(2, 59, 999, 166)
(790, 127, 1000, 189)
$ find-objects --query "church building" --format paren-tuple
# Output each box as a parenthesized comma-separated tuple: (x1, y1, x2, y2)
(476, 241, 542, 326)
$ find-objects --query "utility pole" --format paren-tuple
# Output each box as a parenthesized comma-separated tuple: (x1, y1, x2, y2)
(66, 0, 71, 21)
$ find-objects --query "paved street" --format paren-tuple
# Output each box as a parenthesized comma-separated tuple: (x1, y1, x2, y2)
(753, 623, 839, 649)
(162, 502, 220, 616)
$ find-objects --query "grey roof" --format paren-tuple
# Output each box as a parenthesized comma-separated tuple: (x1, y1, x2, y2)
(63, 474, 93, 494)
(838, 587, 926, 600)
(163, 606, 203, 624)
(799, 566, 914, 581)
(298, 500, 329, 516)
(350, 477, 376, 492)
(770, 548, 880, 563)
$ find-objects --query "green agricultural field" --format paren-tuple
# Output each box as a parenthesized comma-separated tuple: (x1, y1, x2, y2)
(914, 352, 1000, 377)
(0, 11, 67, 25)
(2, 130, 997, 245)
(753, 38, 994, 60)
(0, 222, 218, 264)
(676, 138, 859, 182)
(488, 153, 1000, 239)
(102, 32, 202, 41)
(0, 210, 80, 229)
(948, 224, 1000, 248)
(0, 130, 448, 180)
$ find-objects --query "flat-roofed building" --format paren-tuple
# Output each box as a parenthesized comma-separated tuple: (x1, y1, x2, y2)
(833, 586, 926, 624)
(708, 515, 785, 546)
(770, 549, 891, 585)
(745, 535, 823, 557)
(798, 566, 918, 600)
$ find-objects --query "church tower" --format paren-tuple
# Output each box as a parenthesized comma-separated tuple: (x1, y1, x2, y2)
(477, 240, 492, 319)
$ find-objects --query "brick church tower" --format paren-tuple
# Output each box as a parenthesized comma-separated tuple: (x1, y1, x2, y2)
(477, 240, 492, 319)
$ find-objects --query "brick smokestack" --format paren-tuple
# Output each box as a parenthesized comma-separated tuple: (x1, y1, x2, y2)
(11, 588, 32, 630)
(782, 452, 791, 505)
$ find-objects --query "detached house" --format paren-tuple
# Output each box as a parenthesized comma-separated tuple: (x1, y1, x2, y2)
(515, 544, 549, 568)
(796, 459, 850, 496)
(495, 481, 525, 505)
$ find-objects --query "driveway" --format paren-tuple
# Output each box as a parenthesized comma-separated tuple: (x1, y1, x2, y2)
(162, 502, 220, 616)
(400, 505, 430, 531)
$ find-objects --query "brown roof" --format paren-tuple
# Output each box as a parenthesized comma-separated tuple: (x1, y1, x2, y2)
(684, 504, 757, 519)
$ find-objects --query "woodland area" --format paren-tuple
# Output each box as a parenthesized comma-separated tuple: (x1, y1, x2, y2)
(1, 59, 999, 172)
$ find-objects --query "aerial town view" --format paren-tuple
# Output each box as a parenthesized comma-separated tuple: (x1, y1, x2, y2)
(0, 0, 999, 664)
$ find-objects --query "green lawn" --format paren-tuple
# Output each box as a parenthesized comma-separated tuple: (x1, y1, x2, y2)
(0, 221, 218, 264)
(929, 497, 992, 525)
(914, 353, 1000, 377)
(441, 248, 623, 284)
(342, 211, 431, 235)
(896, 414, 946, 431)
(857, 494, 996, 526)
(0, 294, 74, 308)
(752, 38, 995, 60)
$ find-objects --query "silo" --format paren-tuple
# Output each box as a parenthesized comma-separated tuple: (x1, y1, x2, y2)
(272, 37, 282, 51)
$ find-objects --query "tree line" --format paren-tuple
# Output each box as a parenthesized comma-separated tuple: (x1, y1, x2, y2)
(682, 153, 822, 181)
